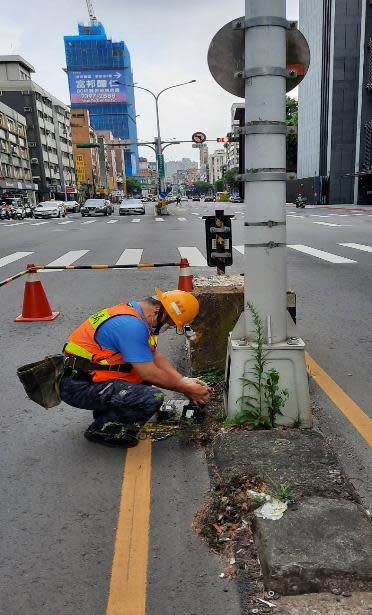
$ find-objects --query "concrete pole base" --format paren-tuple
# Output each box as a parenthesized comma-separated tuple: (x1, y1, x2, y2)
(225, 332, 312, 428)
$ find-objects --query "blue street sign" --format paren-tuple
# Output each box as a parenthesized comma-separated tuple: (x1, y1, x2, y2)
(159, 192, 168, 198)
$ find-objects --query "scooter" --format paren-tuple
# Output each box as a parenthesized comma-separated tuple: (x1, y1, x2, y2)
(14, 207, 26, 220)
(25, 206, 34, 218)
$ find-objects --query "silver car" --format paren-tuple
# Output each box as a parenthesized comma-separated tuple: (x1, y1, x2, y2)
(34, 201, 66, 219)
(119, 198, 145, 215)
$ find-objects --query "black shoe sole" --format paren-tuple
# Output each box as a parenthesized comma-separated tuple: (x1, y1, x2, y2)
(84, 433, 139, 448)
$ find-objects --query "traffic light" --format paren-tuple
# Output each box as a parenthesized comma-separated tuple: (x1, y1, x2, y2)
(216, 133, 239, 143)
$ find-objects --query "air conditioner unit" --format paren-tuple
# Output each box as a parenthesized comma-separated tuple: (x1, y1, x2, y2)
(31, 158, 39, 164)
(28, 142, 37, 148)
(23, 106, 32, 112)
(32, 176, 41, 180)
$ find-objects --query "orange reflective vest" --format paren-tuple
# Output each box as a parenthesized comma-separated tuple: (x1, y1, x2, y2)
(64, 304, 157, 383)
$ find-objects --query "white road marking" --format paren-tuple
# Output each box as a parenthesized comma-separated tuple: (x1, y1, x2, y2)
(81, 220, 97, 224)
(131, 219, 141, 223)
(30, 221, 49, 226)
(233, 245, 244, 254)
(155, 218, 164, 222)
(339, 242, 372, 253)
(352, 213, 364, 216)
(288, 245, 356, 263)
(287, 214, 305, 218)
(311, 221, 352, 227)
(177, 218, 187, 221)
(0, 252, 34, 267)
(191, 212, 199, 216)
(58, 220, 74, 225)
(309, 214, 332, 218)
(178, 247, 207, 266)
(106, 220, 118, 224)
(115, 249, 143, 267)
(0, 221, 29, 227)
(40, 250, 90, 273)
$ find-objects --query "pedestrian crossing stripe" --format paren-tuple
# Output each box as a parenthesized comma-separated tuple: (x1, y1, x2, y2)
(288, 245, 356, 263)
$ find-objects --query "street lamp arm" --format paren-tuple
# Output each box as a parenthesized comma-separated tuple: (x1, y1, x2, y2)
(156, 80, 196, 100)
(161, 142, 181, 152)
(116, 81, 157, 100)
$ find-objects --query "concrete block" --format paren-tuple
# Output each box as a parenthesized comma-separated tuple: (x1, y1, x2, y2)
(254, 496, 372, 594)
(213, 430, 358, 500)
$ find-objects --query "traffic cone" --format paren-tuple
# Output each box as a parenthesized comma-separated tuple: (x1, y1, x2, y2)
(15, 266, 59, 322)
(178, 258, 193, 291)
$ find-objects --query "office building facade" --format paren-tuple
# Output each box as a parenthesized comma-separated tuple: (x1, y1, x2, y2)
(0, 100, 37, 203)
(64, 21, 139, 178)
(0, 56, 76, 201)
(71, 108, 101, 198)
(298, 0, 372, 204)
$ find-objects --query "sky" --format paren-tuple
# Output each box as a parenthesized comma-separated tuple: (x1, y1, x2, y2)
(1, 0, 299, 163)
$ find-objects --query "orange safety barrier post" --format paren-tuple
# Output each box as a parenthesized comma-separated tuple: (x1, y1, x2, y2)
(15, 264, 59, 322)
(177, 258, 193, 291)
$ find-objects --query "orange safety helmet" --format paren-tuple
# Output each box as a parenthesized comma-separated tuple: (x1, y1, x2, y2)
(155, 288, 199, 329)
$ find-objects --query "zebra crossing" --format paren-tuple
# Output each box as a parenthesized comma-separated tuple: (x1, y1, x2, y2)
(0, 210, 372, 231)
(2, 242, 372, 272)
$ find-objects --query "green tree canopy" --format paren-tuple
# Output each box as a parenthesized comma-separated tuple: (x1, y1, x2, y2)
(126, 178, 142, 195)
(194, 181, 214, 194)
(224, 167, 239, 191)
(286, 96, 298, 171)
(214, 179, 225, 192)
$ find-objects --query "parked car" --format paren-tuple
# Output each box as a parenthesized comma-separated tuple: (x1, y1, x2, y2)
(34, 201, 66, 219)
(65, 200, 80, 213)
(192, 195, 201, 201)
(119, 198, 146, 215)
(204, 195, 216, 203)
(81, 199, 112, 217)
(230, 195, 243, 203)
(180, 196, 188, 202)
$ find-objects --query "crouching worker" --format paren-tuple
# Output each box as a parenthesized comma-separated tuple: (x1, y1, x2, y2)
(60, 288, 209, 448)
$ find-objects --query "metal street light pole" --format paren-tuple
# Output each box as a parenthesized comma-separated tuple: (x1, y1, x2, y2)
(225, 0, 311, 426)
(114, 80, 196, 196)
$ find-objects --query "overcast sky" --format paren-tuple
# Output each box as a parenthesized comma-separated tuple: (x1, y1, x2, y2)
(1, 0, 299, 163)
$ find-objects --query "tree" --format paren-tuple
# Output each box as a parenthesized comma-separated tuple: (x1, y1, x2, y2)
(214, 179, 225, 192)
(224, 167, 239, 191)
(194, 181, 214, 195)
(286, 96, 298, 172)
(126, 178, 142, 195)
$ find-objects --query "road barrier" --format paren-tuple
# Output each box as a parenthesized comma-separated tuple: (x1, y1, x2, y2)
(0, 269, 29, 288)
(1, 260, 193, 322)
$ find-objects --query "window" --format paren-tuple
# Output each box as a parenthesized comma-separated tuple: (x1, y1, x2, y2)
(113, 49, 123, 57)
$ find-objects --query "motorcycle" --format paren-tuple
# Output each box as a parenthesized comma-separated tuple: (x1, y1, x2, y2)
(295, 195, 307, 209)
(0, 208, 7, 220)
(25, 206, 34, 218)
(14, 207, 26, 220)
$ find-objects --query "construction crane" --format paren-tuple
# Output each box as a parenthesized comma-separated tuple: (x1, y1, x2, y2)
(86, 0, 97, 22)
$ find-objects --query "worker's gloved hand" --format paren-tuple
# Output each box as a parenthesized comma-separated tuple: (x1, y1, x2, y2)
(183, 377, 210, 389)
(182, 377, 210, 405)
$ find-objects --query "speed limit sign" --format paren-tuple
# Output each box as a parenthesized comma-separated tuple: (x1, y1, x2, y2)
(192, 131, 207, 144)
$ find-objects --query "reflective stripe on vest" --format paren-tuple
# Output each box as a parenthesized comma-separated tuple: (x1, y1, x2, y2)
(64, 304, 157, 383)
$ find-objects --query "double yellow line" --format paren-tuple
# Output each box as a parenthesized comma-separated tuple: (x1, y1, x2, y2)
(105, 355, 372, 615)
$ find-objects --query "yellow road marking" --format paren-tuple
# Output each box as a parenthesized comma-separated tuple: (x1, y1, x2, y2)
(106, 438, 152, 615)
(306, 352, 372, 446)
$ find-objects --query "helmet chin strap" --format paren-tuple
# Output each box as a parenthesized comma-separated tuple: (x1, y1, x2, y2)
(153, 305, 166, 335)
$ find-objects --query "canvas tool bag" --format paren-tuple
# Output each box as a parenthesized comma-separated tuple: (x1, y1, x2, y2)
(17, 354, 67, 409)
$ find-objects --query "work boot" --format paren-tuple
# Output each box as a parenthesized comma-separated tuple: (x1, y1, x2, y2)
(84, 420, 139, 448)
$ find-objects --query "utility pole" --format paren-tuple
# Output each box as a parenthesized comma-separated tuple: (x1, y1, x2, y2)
(223, 0, 311, 426)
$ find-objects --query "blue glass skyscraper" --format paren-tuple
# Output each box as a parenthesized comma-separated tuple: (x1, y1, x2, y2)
(64, 21, 139, 177)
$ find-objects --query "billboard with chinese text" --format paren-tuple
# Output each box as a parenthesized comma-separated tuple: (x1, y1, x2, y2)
(68, 70, 127, 104)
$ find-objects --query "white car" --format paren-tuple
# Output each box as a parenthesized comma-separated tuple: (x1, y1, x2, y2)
(180, 196, 188, 202)
(119, 198, 145, 215)
(34, 201, 66, 219)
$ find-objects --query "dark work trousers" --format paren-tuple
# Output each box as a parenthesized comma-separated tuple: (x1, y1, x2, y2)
(60, 375, 165, 426)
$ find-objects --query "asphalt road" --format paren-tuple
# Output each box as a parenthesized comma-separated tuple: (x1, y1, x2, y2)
(0, 200, 371, 614)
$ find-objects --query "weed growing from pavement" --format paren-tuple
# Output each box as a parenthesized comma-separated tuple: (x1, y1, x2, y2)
(225, 301, 288, 429)
(264, 465, 294, 502)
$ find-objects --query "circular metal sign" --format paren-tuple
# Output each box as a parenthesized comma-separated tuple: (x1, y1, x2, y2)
(192, 131, 207, 144)
(208, 17, 310, 98)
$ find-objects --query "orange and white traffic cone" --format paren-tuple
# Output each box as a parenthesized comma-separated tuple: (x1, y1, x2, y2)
(178, 258, 193, 291)
(15, 265, 59, 322)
